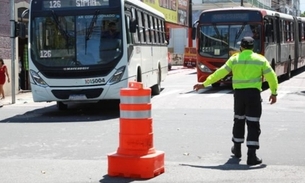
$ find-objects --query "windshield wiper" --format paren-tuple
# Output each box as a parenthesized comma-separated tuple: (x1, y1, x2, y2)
(212, 24, 221, 38)
(51, 10, 71, 42)
(85, 10, 100, 54)
(235, 23, 246, 40)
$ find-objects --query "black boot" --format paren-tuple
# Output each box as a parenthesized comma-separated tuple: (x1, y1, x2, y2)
(247, 148, 262, 165)
(231, 143, 241, 158)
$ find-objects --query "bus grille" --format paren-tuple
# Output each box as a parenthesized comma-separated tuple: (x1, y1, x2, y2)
(41, 69, 112, 79)
(51, 88, 103, 99)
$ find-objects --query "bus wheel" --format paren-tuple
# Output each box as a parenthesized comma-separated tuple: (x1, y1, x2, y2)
(151, 67, 161, 95)
(212, 83, 220, 87)
(57, 101, 68, 110)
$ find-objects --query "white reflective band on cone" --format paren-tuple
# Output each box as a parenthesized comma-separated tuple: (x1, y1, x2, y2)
(120, 110, 151, 119)
(120, 96, 151, 104)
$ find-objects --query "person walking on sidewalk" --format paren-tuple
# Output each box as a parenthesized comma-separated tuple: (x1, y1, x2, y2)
(0, 58, 10, 99)
(193, 37, 278, 166)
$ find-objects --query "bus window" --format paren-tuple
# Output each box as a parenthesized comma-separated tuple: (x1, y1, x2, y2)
(250, 25, 261, 53)
(137, 10, 145, 43)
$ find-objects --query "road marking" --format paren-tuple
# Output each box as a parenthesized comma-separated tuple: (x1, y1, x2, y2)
(207, 89, 233, 98)
(277, 91, 290, 99)
(155, 89, 181, 98)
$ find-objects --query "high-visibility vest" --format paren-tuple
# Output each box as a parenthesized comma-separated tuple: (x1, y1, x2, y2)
(203, 50, 278, 95)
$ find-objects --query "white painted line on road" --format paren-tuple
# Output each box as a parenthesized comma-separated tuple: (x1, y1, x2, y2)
(207, 89, 232, 98)
(154, 89, 181, 98)
(177, 88, 209, 98)
(276, 91, 290, 99)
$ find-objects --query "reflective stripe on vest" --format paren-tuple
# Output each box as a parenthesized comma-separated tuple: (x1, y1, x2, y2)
(232, 60, 264, 66)
(263, 67, 272, 74)
(232, 77, 262, 84)
(224, 65, 232, 72)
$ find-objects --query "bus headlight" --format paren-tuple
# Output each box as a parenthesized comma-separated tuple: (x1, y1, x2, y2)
(30, 70, 48, 87)
(108, 66, 125, 85)
(198, 62, 212, 73)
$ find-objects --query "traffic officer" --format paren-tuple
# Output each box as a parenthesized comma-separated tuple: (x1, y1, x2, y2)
(193, 36, 278, 166)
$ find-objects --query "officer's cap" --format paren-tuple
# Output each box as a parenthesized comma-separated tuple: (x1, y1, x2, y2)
(241, 36, 254, 49)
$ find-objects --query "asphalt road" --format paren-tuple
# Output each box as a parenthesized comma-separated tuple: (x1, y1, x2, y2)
(0, 66, 305, 183)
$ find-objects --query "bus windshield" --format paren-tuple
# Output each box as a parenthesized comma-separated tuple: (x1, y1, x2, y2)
(198, 24, 261, 58)
(31, 12, 122, 67)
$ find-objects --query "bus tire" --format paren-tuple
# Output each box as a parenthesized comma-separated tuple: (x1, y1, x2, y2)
(151, 67, 161, 95)
(57, 101, 68, 110)
(137, 68, 142, 82)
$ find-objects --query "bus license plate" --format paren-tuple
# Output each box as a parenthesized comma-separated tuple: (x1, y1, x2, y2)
(69, 94, 87, 100)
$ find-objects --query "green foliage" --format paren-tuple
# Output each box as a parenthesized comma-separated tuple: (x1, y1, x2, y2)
(301, 11, 305, 17)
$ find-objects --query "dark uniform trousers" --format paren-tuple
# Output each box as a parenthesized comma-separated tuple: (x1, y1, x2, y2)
(232, 88, 261, 149)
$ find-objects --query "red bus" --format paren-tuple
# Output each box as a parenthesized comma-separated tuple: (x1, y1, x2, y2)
(192, 7, 305, 87)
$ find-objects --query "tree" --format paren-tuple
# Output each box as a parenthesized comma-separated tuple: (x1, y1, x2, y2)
(301, 11, 305, 17)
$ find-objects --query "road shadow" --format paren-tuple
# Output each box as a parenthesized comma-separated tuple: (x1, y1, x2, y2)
(180, 156, 267, 171)
(181, 84, 233, 96)
(0, 100, 120, 123)
(99, 174, 157, 183)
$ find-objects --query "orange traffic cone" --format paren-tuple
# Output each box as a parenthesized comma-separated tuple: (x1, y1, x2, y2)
(107, 82, 165, 179)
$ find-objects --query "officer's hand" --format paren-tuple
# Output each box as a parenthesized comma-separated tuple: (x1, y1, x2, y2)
(193, 83, 204, 91)
(269, 95, 277, 104)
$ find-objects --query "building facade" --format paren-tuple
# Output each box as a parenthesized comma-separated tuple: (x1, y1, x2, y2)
(0, 0, 30, 97)
(192, 0, 301, 16)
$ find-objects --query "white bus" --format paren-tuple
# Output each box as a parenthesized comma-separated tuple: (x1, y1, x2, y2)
(22, 0, 168, 109)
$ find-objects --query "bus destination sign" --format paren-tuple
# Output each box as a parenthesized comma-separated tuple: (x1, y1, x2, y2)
(211, 13, 250, 22)
(200, 11, 262, 23)
(43, 0, 109, 9)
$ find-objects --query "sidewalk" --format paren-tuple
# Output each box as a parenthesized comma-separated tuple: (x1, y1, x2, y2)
(0, 90, 33, 107)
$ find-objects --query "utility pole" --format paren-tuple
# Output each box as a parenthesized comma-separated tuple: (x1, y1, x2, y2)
(188, 0, 193, 47)
(10, 0, 16, 104)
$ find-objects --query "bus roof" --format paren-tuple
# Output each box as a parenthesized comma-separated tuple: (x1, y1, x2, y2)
(200, 6, 295, 20)
(297, 16, 305, 22)
(124, 0, 165, 19)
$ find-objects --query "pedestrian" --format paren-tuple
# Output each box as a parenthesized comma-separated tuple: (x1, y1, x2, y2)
(0, 58, 10, 99)
(18, 57, 23, 91)
(193, 37, 278, 166)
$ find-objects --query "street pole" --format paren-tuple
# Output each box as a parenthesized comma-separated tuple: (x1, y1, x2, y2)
(188, 0, 192, 47)
(10, 0, 16, 104)
(241, 0, 243, 6)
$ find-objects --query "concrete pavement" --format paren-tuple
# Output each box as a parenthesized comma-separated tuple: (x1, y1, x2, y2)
(0, 90, 33, 107)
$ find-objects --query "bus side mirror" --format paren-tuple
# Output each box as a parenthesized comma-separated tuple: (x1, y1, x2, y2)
(18, 22, 27, 39)
(265, 24, 272, 37)
(129, 19, 137, 33)
(191, 27, 196, 40)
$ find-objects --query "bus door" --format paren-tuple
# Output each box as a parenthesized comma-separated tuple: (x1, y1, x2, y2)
(124, 11, 134, 63)
(275, 16, 281, 64)
(295, 19, 302, 70)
